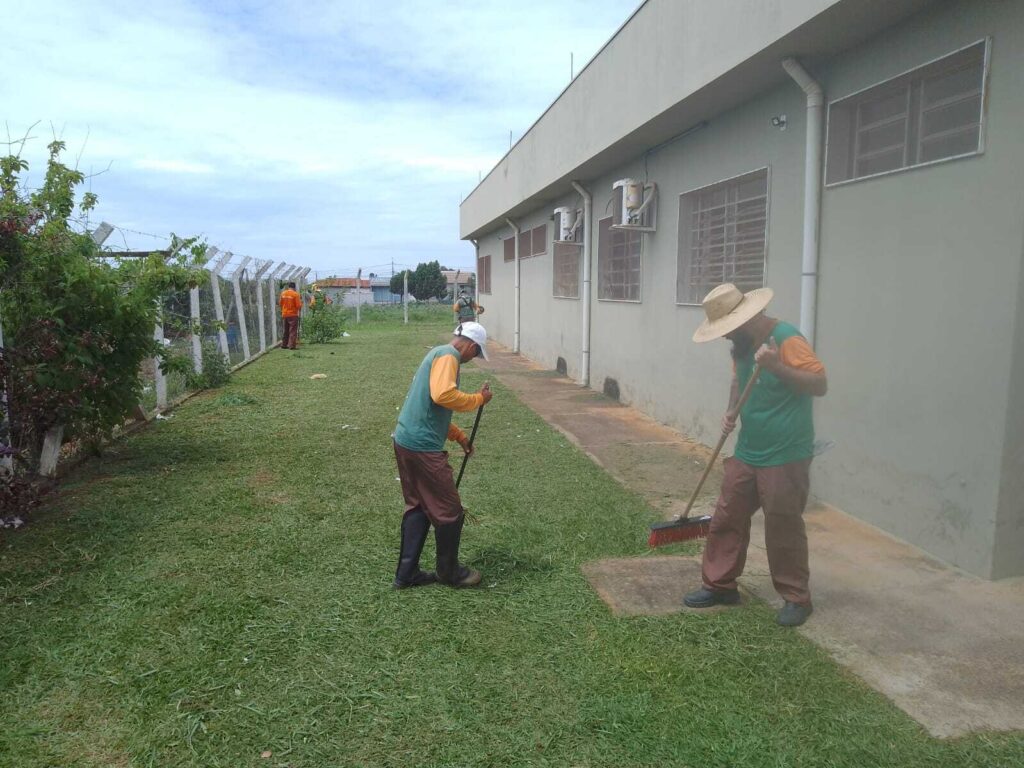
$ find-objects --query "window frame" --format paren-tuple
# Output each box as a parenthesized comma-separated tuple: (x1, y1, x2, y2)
(530, 223, 548, 258)
(597, 215, 643, 304)
(552, 241, 581, 300)
(675, 166, 772, 307)
(477, 254, 492, 295)
(824, 38, 991, 189)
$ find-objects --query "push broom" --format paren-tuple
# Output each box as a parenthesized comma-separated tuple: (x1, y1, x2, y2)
(648, 364, 762, 547)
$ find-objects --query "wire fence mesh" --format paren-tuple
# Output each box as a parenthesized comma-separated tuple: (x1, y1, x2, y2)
(137, 254, 311, 418)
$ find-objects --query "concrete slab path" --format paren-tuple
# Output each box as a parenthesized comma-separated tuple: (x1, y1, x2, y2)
(478, 341, 1024, 739)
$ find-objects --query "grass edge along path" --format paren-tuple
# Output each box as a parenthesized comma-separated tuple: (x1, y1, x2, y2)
(1, 312, 1022, 767)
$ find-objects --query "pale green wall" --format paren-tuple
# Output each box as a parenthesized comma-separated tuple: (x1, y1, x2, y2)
(471, 0, 1024, 578)
(813, 0, 1024, 577)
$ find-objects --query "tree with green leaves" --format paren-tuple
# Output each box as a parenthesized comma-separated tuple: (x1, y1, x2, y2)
(0, 138, 204, 499)
(390, 270, 408, 297)
(410, 261, 447, 301)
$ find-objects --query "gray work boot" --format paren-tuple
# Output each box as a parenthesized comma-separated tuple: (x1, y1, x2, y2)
(683, 586, 741, 608)
(777, 601, 813, 627)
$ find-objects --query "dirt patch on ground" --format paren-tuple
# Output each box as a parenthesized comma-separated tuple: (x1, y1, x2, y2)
(582, 556, 746, 616)
(248, 469, 277, 488)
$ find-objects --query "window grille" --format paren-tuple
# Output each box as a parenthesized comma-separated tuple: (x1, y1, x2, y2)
(677, 169, 768, 305)
(826, 41, 987, 185)
(552, 242, 580, 299)
(598, 216, 642, 302)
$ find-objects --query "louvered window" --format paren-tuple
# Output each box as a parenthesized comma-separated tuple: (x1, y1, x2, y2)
(504, 224, 548, 261)
(677, 170, 768, 305)
(826, 41, 987, 185)
(477, 254, 491, 295)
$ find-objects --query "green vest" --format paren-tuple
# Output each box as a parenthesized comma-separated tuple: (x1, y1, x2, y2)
(394, 345, 461, 452)
(734, 322, 815, 467)
(456, 297, 476, 321)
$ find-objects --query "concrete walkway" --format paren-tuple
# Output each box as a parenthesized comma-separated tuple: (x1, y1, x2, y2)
(478, 341, 1024, 739)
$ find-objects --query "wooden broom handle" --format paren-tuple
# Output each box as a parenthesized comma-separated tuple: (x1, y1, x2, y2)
(680, 363, 762, 519)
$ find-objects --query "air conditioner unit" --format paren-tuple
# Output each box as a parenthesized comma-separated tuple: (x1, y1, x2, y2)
(611, 179, 657, 232)
(553, 206, 583, 245)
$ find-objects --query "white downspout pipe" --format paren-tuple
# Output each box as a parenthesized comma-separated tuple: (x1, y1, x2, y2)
(571, 181, 593, 387)
(782, 57, 824, 348)
(470, 239, 479, 305)
(505, 218, 521, 353)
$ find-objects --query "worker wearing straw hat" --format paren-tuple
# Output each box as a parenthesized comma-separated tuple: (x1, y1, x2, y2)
(683, 283, 827, 627)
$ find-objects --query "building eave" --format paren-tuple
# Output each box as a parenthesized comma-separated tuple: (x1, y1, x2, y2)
(459, 0, 937, 240)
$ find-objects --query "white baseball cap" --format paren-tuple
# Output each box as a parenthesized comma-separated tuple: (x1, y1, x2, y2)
(454, 321, 489, 360)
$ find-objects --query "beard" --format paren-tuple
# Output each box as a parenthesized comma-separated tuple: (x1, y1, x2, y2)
(729, 328, 756, 360)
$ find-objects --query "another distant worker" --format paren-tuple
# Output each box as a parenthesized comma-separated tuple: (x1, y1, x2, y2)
(453, 288, 484, 325)
(280, 281, 302, 350)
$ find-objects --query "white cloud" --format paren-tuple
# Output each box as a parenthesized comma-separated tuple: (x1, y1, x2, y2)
(134, 158, 215, 175)
(1, 0, 633, 272)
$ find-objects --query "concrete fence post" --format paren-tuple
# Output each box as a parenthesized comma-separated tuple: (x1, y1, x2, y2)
(231, 256, 253, 361)
(210, 250, 234, 364)
(153, 316, 167, 411)
(269, 262, 287, 345)
(253, 259, 273, 353)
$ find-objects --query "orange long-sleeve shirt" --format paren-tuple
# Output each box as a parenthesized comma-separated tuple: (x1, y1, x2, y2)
(429, 354, 483, 444)
(280, 289, 302, 318)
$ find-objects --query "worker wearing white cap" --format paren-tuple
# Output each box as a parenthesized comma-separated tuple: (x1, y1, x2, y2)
(392, 322, 493, 589)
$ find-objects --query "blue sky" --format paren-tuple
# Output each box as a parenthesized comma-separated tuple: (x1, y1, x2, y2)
(3, 0, 632, 277)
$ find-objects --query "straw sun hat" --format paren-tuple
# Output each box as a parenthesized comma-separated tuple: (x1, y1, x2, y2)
(692, 283, 774, 343)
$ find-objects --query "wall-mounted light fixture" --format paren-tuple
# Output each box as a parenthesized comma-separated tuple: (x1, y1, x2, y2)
(771, 114, 788, 130)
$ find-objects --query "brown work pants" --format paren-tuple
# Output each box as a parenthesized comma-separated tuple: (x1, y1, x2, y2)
(702, 456, 812, 605)
(393, 442, 463, 526)
(282, 316, 299, 349)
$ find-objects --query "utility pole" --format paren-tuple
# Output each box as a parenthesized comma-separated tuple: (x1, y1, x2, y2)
(356, 267, 362, 324)
(403, 270, 408, 325)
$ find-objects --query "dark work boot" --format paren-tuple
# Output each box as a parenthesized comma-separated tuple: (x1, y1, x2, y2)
(683, 586, 741, 608)
(393, 508, 436, 589)
(434, 515, 482, 588)
(776, 601, 813, 627)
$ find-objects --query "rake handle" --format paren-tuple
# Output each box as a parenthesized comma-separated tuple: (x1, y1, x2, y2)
(455, 404, 484, 489)
(680, 363, 762, 519)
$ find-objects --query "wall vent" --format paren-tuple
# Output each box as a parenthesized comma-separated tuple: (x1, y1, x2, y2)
(603, 377, 620, 401)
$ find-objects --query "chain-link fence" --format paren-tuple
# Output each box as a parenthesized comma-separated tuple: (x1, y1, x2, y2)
(140, 250, 310, 416)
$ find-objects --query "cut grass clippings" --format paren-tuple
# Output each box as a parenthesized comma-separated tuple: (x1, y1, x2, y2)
(1, 310, 1022, 767)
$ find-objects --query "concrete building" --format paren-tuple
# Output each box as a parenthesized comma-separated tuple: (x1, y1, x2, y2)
(460, 0, 1024, 579)
(314, 277, 401, 306)
(442, 269, 476, 301)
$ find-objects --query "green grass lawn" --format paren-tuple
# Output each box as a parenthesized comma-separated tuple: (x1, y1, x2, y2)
(1, 312, 1022, 767)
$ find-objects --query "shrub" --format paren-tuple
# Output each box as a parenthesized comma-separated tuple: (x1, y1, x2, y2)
(0, 138, 204, 515)
(304, 288, 347, 344)
(185, 341, 232, 390)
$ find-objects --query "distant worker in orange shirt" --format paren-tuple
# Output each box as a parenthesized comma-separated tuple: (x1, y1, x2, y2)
(279, 281, 302, 350)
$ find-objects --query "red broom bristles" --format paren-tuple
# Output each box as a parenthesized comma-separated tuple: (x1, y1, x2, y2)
(647, 515, 711, 548)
